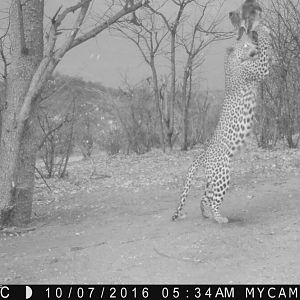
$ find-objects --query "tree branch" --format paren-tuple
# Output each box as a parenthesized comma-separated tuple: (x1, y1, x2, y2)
(115, 26, 151, 64)
(18, 0, 148, 140)
(70, 0, 149, 50)
(16, 0, 27, 54)
(0, 39, 8, 88)
(55, 0, 91, 60)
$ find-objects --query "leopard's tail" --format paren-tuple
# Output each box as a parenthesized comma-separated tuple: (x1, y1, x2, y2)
(172, 150, 205, 221)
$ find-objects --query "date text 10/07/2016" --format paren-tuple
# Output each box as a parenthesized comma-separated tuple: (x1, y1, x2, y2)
(0, 285, 298, 300)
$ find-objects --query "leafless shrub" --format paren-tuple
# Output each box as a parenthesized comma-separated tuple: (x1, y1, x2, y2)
(255, 0, 300, 148)
(38, 101, 75, 178)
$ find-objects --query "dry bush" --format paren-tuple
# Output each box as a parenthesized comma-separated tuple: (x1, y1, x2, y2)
(255, 0, 300, 149)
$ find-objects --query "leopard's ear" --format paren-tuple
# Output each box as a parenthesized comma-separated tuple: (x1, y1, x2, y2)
(226, 46, 234, 55)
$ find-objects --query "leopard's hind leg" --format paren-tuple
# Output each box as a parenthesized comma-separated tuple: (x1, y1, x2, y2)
(212, 171, 230, 223)
(172, 151, 205, 221)
(200, 182, 213, 219)
(206, 162, 231, 224)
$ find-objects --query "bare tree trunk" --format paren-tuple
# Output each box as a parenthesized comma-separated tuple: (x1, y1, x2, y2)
(165, 32, 176, 150)
(13, 112, 39, 224)
(0, 0, 43, 226)
(150, 58, 165, 152)
(181, 64, 191, 151)
(59, 99, 76, 178)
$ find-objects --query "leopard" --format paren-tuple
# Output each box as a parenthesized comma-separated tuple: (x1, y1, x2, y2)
(172, 25, 272, 224)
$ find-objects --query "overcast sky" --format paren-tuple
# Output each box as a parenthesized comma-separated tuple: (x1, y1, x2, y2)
(1, 0, 243, 90)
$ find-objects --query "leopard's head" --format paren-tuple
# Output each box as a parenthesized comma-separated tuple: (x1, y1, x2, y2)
(225, 37, 258, 75)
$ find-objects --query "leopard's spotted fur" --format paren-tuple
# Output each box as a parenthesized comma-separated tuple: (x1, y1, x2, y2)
(172, 26, 272, 223)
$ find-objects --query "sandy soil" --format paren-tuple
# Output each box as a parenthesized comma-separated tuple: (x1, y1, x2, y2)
(1, 164, 299, 284)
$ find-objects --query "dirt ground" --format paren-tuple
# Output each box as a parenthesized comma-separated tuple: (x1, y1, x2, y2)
(0, 148, 300, 284)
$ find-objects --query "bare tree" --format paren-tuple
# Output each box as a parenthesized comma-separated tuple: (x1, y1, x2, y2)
(123, 0, 232, 151)
(178, 0, 232, 150)
(115, 8, 168, 151)
(258, 0, 300, 148)
(0, 0, 148, 227)
(147, 0, 197, 149)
